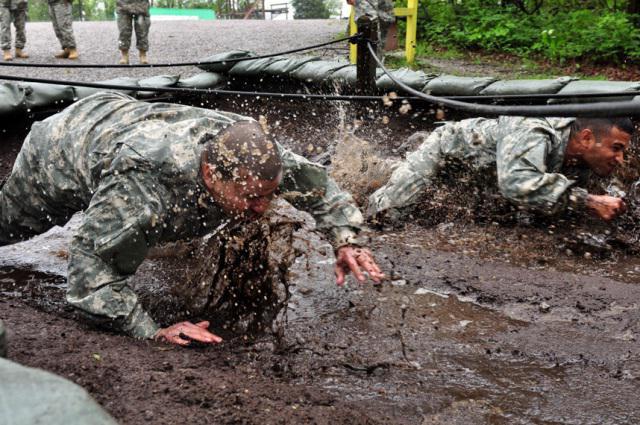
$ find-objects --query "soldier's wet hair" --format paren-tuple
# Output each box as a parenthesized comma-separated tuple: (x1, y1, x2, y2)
(570, 117, 635, 140)
(201, 120, 283, 182)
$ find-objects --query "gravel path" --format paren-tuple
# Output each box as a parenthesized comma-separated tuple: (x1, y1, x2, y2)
(0, 19, 346, 82)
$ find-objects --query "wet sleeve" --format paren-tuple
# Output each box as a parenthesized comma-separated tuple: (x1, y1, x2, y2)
(66, 170, 169, 339)
(496, 127, 587, 215)
(277, 144, 364, 249)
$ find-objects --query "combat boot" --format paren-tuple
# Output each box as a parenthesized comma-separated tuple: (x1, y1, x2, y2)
(139, 49, 148, 64)
(54, 48, 69, 58)
(67, 48, 79, 60)
(3, 50, 12, 61)
(118, 49, 129, 65)
(14, 48, 28, 59)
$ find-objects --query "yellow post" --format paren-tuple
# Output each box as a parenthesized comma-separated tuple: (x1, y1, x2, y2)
(349, 1, 419, 64)
(349, 7, 358, 64)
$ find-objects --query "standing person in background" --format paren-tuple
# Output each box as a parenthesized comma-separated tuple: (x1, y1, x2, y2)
(0, 0, 29, 61)
(48, 0, 78, 59)
(116, 0, 150, 64)
(346, 0, 395, 57)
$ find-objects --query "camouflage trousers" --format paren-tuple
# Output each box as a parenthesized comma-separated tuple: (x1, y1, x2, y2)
(355, 0, 394, 57)
(48, 0, 76, 49)
(0, 5, 27, 50)
(117, 10, 150, 51)
(368, 119, 491, 216)
(0, 133, 78, 246)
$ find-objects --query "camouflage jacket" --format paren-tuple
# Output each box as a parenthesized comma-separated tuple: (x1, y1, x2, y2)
(354, 0, 394, 23)
(369, 116, 591, 216)
(0, 0, 27, 9)
(24, 92, 363, 339)
(116, 0, 149, 15)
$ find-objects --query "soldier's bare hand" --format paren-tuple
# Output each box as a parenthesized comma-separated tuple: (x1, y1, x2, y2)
(335, 245, 384, 286)
(586, 194, 626, 221)
(155, 321, 222, 346)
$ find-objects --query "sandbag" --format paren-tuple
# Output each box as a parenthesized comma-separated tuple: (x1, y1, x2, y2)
(376, 68, 434, 92)
(292, 60, 351, 83)
(197, 50, 255, 73)
(0, 358, 119, 425)
(551, 80, 640, 103)
(177, 72, 226, 89)
(0, 83, 26, 116)
(480, 76, 575, 95)
(21, 82, 76, 110)
(74, 77, 140, 98)
(424, 75, 497, 96)
(137, 75, 180, 98)
(263, 56, 320, 75)
(229, 56, 287, 76)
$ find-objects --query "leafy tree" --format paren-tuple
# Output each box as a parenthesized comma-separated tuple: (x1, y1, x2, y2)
(291, 0, 331, 19)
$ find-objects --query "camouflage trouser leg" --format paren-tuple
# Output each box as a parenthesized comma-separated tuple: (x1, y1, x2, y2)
(367, 127, 446, 216)
(0, 135, 75, 246)
(133, 13, 150, 51)
(13, 6, 27, 49)
(355, 0, 394, 58)
(116, 11, 133, 50)
(0, 6, 11, 50)
(48, 1, 76, 49)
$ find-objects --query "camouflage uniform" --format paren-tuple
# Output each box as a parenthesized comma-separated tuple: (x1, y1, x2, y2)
(354, 0, 394, 56)
(369, 117, 591, 217)
(0, 92, 364, 339)
(0, 0, 27, 51)
(48, 0, 75, 49)
(116, 0, 150, 52)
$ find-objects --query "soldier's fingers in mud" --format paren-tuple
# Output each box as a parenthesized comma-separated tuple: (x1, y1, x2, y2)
(156, 321, 223, 346)
(355, 250, 384, 283)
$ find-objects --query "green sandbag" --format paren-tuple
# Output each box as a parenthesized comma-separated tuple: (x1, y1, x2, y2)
(74, 77, 140, 98)
(0, 320, 5, 358)
(0, 83, 26, 116)
(292, 60, 351, 83)
(263, 56, 320, 75)
(177, 72, 226, 89)
(229, 56, 287, 76)
(480, 76, 576, 95)
(21, 82, 76, 110)
(0, 358, 119, 425)
(137, 75, 180, 98)
(424, 75, 497, 96)
(197, 50, 255, 73)
(329, 65, 384, 86)
(376, 68, 434, 92)
(550, 80, 640, 103)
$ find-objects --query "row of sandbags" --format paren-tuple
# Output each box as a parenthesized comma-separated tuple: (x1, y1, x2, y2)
(198, 50, 640, 102)
(0, 72, 225, 117)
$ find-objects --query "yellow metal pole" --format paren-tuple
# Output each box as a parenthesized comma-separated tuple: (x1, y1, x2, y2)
(349, 6, 358, 64)
(405, 0, 418, 63)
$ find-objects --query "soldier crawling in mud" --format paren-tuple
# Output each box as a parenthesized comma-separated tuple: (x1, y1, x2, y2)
(369, 117, 635, 222)
(116, 0, 150, 64)
(0, 92, 384, 346)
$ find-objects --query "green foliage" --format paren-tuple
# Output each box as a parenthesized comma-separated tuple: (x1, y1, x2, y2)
(291, 0, 331, 19)
(412, 0, 640, 64)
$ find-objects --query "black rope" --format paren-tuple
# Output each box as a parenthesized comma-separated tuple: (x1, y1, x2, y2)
(367, 42, 640, 117)
(0, 34, 361, 69)
(0, 73, 391, 102)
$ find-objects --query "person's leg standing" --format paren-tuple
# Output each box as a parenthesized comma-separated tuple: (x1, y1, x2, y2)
(13, 1, 28, 58)
(0, 3, 13, 60)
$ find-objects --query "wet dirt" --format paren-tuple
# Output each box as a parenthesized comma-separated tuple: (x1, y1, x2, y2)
(2, 97, 640, 424)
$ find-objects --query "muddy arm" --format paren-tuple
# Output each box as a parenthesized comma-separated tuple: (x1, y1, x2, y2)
(66, 171, 169, 339)
(277, 144, 364, 248)
(496, 128, 587, 215)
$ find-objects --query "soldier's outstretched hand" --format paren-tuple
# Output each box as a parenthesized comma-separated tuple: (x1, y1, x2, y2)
(155, 321, 223, 346)
(335, 245, 384, 286)
(586, 194, 626, 221)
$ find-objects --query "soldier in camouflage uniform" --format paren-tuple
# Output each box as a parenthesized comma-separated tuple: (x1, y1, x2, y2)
(0, 92, 383, 346)
(48, 0, 78, 59)
(369, 117, 634, 221)
(347, 0, 394, 57)
(0, 0, 28, 61)
(116, 0, 150, 64)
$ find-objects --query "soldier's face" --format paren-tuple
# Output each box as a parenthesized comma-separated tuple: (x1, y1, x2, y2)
(208, 169, 282, 220)
(582, 126, 631, 177)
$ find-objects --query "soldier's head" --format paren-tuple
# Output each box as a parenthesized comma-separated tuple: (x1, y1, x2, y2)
(201, 121, 283, 220)
(567, 117, 635, 177)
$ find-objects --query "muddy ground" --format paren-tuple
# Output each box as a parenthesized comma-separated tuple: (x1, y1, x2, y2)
(2, 20, 640, 423)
